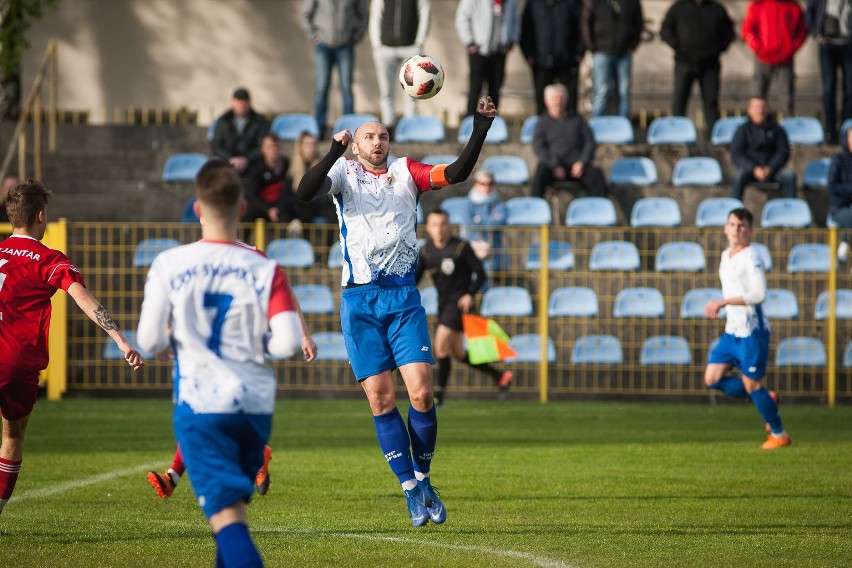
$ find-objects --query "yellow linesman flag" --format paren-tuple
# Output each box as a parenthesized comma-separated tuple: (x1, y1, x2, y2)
(462, 314, 518, 365)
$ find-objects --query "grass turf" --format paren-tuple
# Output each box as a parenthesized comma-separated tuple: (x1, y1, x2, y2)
(1, 398, 850, 567)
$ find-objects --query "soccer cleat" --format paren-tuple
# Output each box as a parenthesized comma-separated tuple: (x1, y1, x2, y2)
(403, 487, 429, 527)
(765, 390, 780, 432)
(256, 445, 272, 495)
(147, 470, 176, 498)
(498, 370, 513, 390)
(418, 478, 446, 524)
(761, 433, 791, 450)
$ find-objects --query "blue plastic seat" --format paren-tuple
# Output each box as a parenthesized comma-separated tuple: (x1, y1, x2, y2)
(133, 238, 179, 267)
(844, 341, 852, 368)
(439, 197, 470, 225)
(292, 284, 334, 315)
(613, 287, 665, 318)
(506, 197, 551, 225)
(841, 118, 852, 137)
(672, 157, 723, 186)
(180, 199, 199, 223)
(505, 334, 556, 363)
(565, 197, 617, 226)
(520, 115, 539, 144)
(270, 113, 320, 140)
(750, 242, 773, 272)
(327, 244, 344, 269)
(589, 241, 640, 271)
(787, 244, 831, 273)
(420, 286, 438, 316)
(588, 115, 634, 144)
(630, 197, 681, 227)
(312, 332, 349, 362)
(572, 335, 623, 364)
(549, 286, 598, 317)
(610, 157, 658, 186)
(419, 154, 457, 165)
(655, 241, 706, 272)
(416, 203, 424, 224)
(266, 238, 315, 268)
(162, 153, 208, 181)
(480, 286, 533, 317)
(775, 336, 826, 367)
(458, 115, 509, 144)
(762, 288, 799, 320)
(695, 197, 744, 228)
(482, 155, 530, 184)
(646, 116, 697, 144)
(781, 117, 825, 145)
(711, 116, 748, 145)
(526, 241, 575, 271)
(332, 113, 380, 135)
(640, 335, 692, 365)
(803, 158, 831, 188)
(394, 115, 445, 142)
(680, 288, 723, 319)
(760, 198, 812, 228)
(103, 330, 153, 360)
(814, 289, 852, 320)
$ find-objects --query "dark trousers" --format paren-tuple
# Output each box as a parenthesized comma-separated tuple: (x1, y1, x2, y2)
(754, 60, 794, 117)
(531, 163, 608, 198)
(818, 42, 852, 142)
(532, 65, 579, 115)
(673, 60, 721, 131)
(467, 52, 506, 116)
(731, 168, 796, 200)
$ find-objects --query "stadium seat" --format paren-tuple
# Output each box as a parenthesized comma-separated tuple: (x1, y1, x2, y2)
(672, 157, 723, 186)
(589, 240, 641, 271)
(814, 289, 852, 320)
(420, 286, 438, 316)
(844, 341, 852, 368)
(710, 116, 748, 145)
(480, 286, 533, 317)
(292, 284, 334, 315)
(646, 116, 697, 144)
(133, 238, 179, 267)
(695, 197, 744, 228)
(762, 288, 799, 320)
(588, 115, 634, 144)
(655, 241, 706, 272)
(520, 115, 539, 144)
(416, 203, 424, 224)
(630, 197, 681, 227)
(420, 154, 457, 166)
(787, 243, 831, 273)
(781, 117, 825, 145)
(680, 288, 723, 319)
(639, 335, 692, 365)
(775, 336, 826, 367)
(312, 332, 349, 362)
(842, 118, 852, 137)
(439, 196, 470, 225)
(180, 199, 199, 223)
(565, 197, 617, 226)
(760, 198, 812, 228)
(613, 287, 665, 318)
(270, 113, 320, 140)
(162, 153, 208, 181)
(803, 158, 831, 188)
(103, 331, 153, 360)
(750, 242, 773, 272)
(332, 113, 380, 135)
(526, 241, 575, 271)
(505, 334, 556, 363)
(506, 197, 552, 225)
(610, 157, 658, 186)
(572, 335, 623, 364)
(266, 238, 315, 268)
(458, 115, 509, 144)
(482, 155, 530, 185)
(327, 244, 344, 269)
(549, 286, 598, 318)
(394, 115, 445, 143)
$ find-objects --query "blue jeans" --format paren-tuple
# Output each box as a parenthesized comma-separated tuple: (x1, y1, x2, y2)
(314, 43, 354, 135)
(818, 42, 852, 142)
(731, 168, 796, 200)
(591, 52, 632, 117)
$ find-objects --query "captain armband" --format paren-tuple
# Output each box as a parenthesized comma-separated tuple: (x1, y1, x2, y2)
(429, 164, 450, 189)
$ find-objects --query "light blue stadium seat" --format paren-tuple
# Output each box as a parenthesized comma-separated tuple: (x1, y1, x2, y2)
(775, 336, 826, 367)
(760, 198, 812, 228)
(207, 117, 218, 141)
(680, 288, 723, 319)
(439, 196, 470, 225)
(420, 286, 438, 316)
(844, 341, 852, 368)
(480, 286, 533, 317)
(646, 116, 697, 144)
(672, 157, 723, 186)
(270, 113, 320, 140)
(610, 157, 658, 186)
(458, 115, 509, 144)
(505, 334, 556, 363)
(750, 242, 773, 271)
(613, 287, 665, 318)
(814, 289, 852, 320)
(589, 241, 640, 271)
(572, 335, 623, 364)
(482, 155, 530, 184)
(506, 197, 551, 225)
(180, 199, 199, 223)
(841, 118, 852, 137)
(695, 197, 744, 228)
(787, 243, 831, 273)
(266, 238, 315, 268)
(762, 288, 799, 320)
(526, 241, 575, 271)
(332, 113, 380, 135)
(565, 197, 617, 226)
(711, 116, 748, 145)
(588, 115, 634, 144)
(162, 153, 208, 181)
(639, 335, 692, 365)
(103, 330, 154, 360)
(781, 117, 825, 145)
(327, 244, 344, 269)
(133, 238, 179, 267)
(416, 203, 424, 224)
(420, 154, 457, 165)
(630, 197, 681, 227)
(803, 158, 831, 188)
(394, 115, 445, 142)
(292, 284, 334, 315)
(655, 241, 706, 272)
(549, 286, 598, 317)
(312, 332, 349, 362)
(520, 115, 539, 144)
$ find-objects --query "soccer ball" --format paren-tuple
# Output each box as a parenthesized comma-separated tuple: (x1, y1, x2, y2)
(398, 55, 444, 100)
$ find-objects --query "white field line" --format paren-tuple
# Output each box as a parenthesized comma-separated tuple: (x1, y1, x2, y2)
(13, 461, 162, 502)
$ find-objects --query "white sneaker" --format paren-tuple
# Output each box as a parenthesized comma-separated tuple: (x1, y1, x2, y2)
(838, 241, 849, 263)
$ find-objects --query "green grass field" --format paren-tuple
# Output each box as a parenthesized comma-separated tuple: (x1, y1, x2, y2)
(1, 398, 850, 567)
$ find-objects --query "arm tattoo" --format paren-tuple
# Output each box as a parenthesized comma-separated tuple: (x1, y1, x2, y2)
(94, 304, 120, 331)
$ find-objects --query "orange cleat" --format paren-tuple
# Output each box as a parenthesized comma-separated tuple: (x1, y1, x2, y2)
(761, 433, 791, 450)
(147, 470, 176, 498)
(765, 390, 780, 432)
(256, 445, 272, 495)
(498, 371, 513, 389)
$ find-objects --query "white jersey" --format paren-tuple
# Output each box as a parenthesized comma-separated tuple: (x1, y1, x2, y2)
(137, 240, 295, 415)
(719, 245, 770, 337)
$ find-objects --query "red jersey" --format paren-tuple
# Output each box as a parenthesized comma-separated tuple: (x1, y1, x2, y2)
(0, 235, 85, 372)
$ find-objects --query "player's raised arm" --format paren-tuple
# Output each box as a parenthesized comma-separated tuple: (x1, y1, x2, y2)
(296, 130, 351, 202)
(433, 97, 497, 188)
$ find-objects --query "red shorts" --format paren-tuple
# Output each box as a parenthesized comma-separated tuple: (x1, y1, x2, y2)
(0, 363, 39, 421)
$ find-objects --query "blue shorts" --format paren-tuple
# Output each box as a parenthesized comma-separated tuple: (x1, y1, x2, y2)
(708, 330, 770, 380)
(340, 284, 435, 381)
(173, 404, 271, 519)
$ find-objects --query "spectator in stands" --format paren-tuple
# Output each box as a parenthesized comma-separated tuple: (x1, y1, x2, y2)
(290, 132, 336, 227)
(660, 0, 734, 135)
(455, 0, 522, 117)
(742, 0, 808, 118)
(0, 175, 19, 223)
(730, 96, 796, 200)
(462, 169, 508, 271)
(520, 0, 585, 115)
(243, 133, 299, 224)
(806, 0, 852, 144)
(210, 88, 269, 176)
(301, 0, 369, 139)
(370, 0, 431, 130)
(580, 0, 644, 118)
(531, 83, 608, 199)
(827, 126, 852, 262)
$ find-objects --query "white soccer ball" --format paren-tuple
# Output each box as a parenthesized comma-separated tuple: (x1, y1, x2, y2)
(398, 55, 444, 100)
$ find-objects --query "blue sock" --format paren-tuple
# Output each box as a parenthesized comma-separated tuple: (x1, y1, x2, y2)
(214, 523, 263, 568)
(710, 376, 749, 400)
(373, 408, 415, 484)
(750, 387, 784, 434)
(407, 405, 437, 475)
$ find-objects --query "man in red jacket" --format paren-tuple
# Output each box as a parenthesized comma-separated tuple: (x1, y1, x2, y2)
(742, 0, 808, 118)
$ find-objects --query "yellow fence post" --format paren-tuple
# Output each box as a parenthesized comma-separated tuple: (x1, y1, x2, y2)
(254, 218, 266, 251)
(538, 224, 549, 404)
(43, 218, 69, 401)
(827, 226, 837, 408)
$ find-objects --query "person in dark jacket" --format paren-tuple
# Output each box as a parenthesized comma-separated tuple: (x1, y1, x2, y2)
(660, 0, 734, 134)
(210, 88, 269, 176)
(243, 133, 300, 224)
(827, 126, 852, 260)
(806, 0, 852, 144)
(531, 83, 607, 198)
(520, 0, 585, 115)
(730, 97, 796, 200)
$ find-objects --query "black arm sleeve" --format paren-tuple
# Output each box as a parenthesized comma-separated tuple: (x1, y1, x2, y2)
(415, 248, 426, 285)
(444, 113, 495, 184)
(296, 139, 348, 203)
(462, 242, 487, 295)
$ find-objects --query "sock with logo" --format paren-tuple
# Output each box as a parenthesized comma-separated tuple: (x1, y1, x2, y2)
(214, 523, 263, 568)
(373, 408, 415, 484)
(750, 386, 784, 435)
(407, 405, 437, 476)
(709, 376, 749, 400)
(0, 457, 22, 514)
